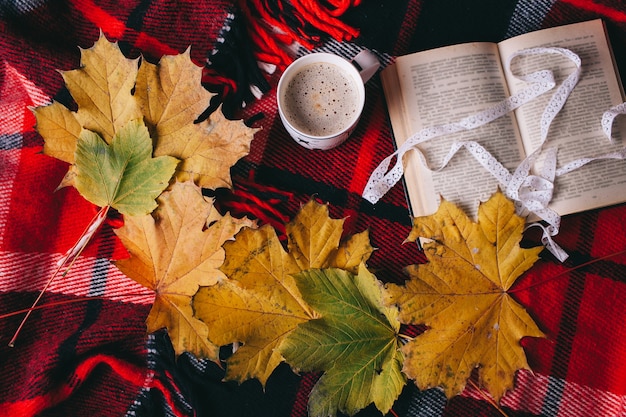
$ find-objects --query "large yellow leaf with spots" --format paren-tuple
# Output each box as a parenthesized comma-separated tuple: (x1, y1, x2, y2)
(384, 191, 545, 402)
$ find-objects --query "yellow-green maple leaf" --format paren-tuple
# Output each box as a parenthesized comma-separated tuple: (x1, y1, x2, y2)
(74, 119, 178, 216)
(384, 191, 545, 402)
(114, 181, 255, 358)
(192, 199, 375, 385)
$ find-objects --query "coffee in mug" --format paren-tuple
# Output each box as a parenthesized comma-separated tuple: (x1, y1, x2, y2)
(281, 62, 361, 137)
(277, 51, 380, 150)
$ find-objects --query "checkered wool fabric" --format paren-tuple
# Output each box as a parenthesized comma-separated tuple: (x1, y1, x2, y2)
(2, 1, 626, 416)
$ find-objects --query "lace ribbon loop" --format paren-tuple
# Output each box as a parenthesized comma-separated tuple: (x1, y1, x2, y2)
(362, 48, 568, 205)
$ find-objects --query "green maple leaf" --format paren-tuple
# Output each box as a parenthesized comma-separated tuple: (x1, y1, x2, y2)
(279, 264, 405, 417)
(74, 119, 179, 216)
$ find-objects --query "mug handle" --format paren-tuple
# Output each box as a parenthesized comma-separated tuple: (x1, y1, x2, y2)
(351, 50, 380, 83)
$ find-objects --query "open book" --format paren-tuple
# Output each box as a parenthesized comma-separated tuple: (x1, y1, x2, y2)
(381, 19, 626, 219)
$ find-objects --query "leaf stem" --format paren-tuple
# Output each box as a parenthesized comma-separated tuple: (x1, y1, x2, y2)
(8, 206, 110, 347)
(0, 293, 150, 321)
(398, 333, 415, 343)
(467, 379, 509, 417)
(510, 248, 626, 294)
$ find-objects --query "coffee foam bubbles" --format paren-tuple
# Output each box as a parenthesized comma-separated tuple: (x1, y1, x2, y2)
(282, 62, 360, 137)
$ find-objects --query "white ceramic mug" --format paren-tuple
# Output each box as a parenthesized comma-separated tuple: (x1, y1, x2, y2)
(277, 50, 380, 150)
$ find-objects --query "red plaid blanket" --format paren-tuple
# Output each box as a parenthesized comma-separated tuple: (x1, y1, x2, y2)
(2, 1, 626, 416)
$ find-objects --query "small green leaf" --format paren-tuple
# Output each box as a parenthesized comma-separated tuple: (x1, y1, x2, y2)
(279, 265, 404, 417)
(74, 119, 178, 216)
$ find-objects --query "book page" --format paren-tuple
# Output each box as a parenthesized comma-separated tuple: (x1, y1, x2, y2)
(498, 19, 626, 216)
(382, 42, 526, 217)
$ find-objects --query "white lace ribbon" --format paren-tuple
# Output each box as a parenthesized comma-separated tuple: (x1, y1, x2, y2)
(362, 46, 626, 261)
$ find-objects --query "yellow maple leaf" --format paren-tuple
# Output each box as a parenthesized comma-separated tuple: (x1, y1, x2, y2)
(114, 181, 255, 358)
(136, 50, 257, 189)
(384, 190, 545, 402)
(193, 199, 375, 385)
(33, 33, 141, 163)
(63, 34, 142, 144)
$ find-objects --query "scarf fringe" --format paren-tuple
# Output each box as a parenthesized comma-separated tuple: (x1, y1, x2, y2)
(202, 5, 272, 118)
(239, 0, 360, 69)
(205, 171, 294, 239)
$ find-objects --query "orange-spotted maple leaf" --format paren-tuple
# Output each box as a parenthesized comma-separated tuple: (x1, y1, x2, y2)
(384, 190, 545, 402)
(113, 181, 255, 358)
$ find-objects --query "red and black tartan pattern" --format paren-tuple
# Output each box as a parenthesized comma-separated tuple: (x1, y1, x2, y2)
(2, 1, 626, 416)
